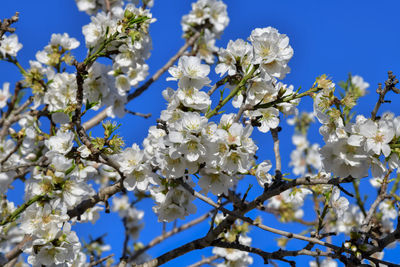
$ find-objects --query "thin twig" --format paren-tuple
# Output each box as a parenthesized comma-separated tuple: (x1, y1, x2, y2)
(188, 255, 220, 267)
(129, 209, 214, 262)
(104, 0, 111, 13)
(126, 110, 151, 118)
(2, 81, 22, 120)
(361, 170, 392, 234)
(371, 71, 399, 120)
(207, 76, 229, 96)
(0, 137, 22, 165)
(88, 253, 114, 267)
(67, 180, 123, 220)
(0, 12, 19, 40)
(270, 127, 281, 171)
(121, 218, 130, 261)
(4, 235, 32, 264)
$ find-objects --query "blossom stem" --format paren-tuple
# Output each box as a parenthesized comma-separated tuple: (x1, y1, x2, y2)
(206, 66, 256, 119)
(390, 173, 400, 195)
(254, 86, 320, 110)
(6, 56, 27, 75)
(390, 143, 400, 148)
(207, 75, 229, 96)
(88, 253, 114, 267)
(352, 180, 367, 217)
(0, 194, 46, 226)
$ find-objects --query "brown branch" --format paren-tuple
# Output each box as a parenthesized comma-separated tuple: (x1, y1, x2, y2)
(187, 255, 220, 267)
(134, 175, 356, 267)
(212, 240, 333, 265)
(126, 110, 151, 119)
(361, 170, 391, 234)
(88, 253, 114, 267)
(258, 205, 317, 226)
(367, 218, 400, 255)
(1, 81, 22, 121)
(82, 31, 201, 130)
(133, 237, 208, 267)
(0, 159, 47, 173)
(270, 127, 281, 172)
(0, 12, 19, 40)
(104, 0, 111, 13)
(234, 103, 251, 123)
(0, 137, 23, 165)
(121, 218, 130, 261)
(4, 235, 32, 264)
(352, 180, 367, 217)
(67, 180, 123, 220)
(129, 209, 214, 262)
(0, 97, 33, 141)
(371, 71, 399, 120)
(180, 180, 342, 251)
(244, 175, 355, 213)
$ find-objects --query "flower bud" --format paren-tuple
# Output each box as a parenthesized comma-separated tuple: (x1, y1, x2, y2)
(124, 9, 134, 20)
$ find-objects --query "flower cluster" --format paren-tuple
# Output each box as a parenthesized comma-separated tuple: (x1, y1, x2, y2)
(214, 26, 298, 134)
(81, 4, 154, 117)
(181, 0, 228, 64)
(181, 0, 229, 37)
(319, 112, 398, 179)
(141, 55, 258, 221)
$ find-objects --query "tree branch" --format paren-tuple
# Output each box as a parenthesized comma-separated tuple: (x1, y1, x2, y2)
(371, 71, 399, 120)
(188, 255, 220, 267)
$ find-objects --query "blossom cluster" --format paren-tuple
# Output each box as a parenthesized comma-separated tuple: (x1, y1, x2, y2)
(314, 76, 400, 180)
(215, 26, 299, 134)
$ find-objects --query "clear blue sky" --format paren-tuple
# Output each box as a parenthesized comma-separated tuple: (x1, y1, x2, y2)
(1, 1, 400, 266)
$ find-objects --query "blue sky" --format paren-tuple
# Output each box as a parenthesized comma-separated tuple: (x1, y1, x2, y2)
(1, 0, 400, 266)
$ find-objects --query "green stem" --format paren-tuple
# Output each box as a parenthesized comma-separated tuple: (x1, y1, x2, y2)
(316, 201, 329, 234)
(353, 180, 367, 216)
(6, 56, 27, 75)
(0, 194, 46, 226)
(255, 86, 321, 110)
(390, 173, 400, 195)
(83, 16, 150, 67)
(84, 32, 118, 66)
(206, 66, 256, 119)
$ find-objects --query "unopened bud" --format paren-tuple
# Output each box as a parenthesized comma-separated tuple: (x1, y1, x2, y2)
(124, 9, 134, 20)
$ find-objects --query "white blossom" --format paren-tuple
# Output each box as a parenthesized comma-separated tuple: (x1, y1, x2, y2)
(249, 27, 293, 80)
(0, 82, 11, 109)
(359, 119, 395, 157)
(45, 130, 75, 155)
(351, 75, 369, 95)
(255, 160, 273, 187)
(330, 187, 349, 218)
(0, 34, 23, 57)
